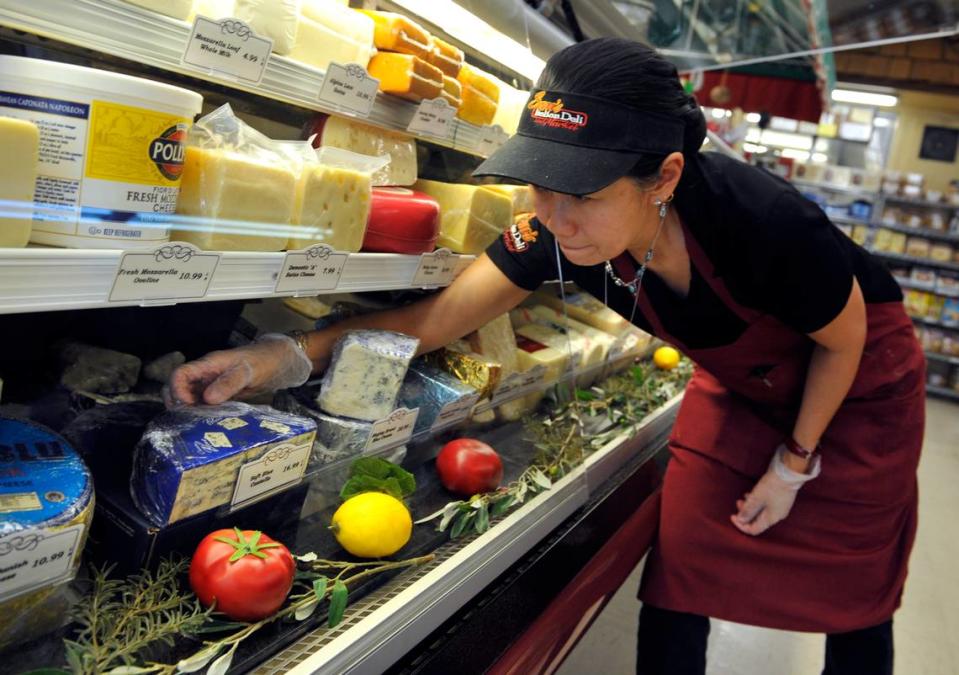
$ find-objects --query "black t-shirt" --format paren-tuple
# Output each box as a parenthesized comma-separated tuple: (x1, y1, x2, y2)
(486, 152, 901, 350)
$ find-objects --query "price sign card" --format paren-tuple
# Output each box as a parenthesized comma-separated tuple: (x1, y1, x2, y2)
(365, 408, 419, 452)
(318, 63, 379, 118)
(231, 440, 313, 511)
(477, 124, 510, 156)
(109, 242, 220, 303)
(182, 16, 272, 84)
(491, 365, 547, 407)
(275, 245, 348, 294)
(407, 98, 455, 140)
(430, 392, 481, 433)
(0, 524, 84, 603)
(413, 248, 457, 287)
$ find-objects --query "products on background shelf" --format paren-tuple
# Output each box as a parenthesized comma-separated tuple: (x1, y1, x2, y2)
(0, 116, 39, 247)
(414, 179, 511, 254)
(121, 0, 195, 20)
(359, 9, 433, 60)
(306, 115, 418, 187)
(428, 36, 465, 78)
(440, 75, 464, 110)
(290, 0, 376, 71)
(367, 52, 445, 102)
(456, 64, 500, 127)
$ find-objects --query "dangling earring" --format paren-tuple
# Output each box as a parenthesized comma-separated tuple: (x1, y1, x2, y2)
(653, 194, 674, 219)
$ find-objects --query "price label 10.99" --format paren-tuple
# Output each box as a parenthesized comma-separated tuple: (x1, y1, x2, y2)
(109, 242, 220, 303)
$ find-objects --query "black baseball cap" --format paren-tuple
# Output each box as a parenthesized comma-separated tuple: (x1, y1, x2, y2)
(474, 90, 685, 196)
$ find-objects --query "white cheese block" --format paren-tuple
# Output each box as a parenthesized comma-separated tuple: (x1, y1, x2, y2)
(235, 0, 300, 55)
(290, 1, 376, 71)
(529, 305, 618, 362)
(413, 180, 511, 254)
(173, 146, 295, 251)
(485, 184, 532, 216)
(531, 288, 632, 336)
(0, 117, 39, 247)
(514, 336, 569, 414)
(514, 320, 605, 386)
(468, 314, 534, 421)
(318, 329, 420, 421)
(122, 0, 194, 20)
(288, 163, 371, 252)
(317, 116, 417, 187)
(192, 0, 235, 19)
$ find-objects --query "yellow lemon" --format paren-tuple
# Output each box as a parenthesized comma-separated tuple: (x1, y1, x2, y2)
(330, 492, 412, 558)
(653, 346, 681, 370)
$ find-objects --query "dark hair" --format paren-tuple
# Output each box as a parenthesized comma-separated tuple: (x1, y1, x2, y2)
(536, 37, 706, 184)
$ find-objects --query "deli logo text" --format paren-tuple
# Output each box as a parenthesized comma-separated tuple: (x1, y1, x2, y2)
(527, 91, 588, 130)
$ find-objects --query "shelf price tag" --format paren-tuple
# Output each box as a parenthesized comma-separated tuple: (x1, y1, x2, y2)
(0, 524, 84, 603)
(431, 393, 481, 433)
(407, 98, 455, 140)
(231, 440, 313, 511)
(109, 242, 220, 303)
(477, 124, 510, 156)
(318, 63, 379, 118)
(413, 248, 457, 287)
(490, 365, 547, 406)
(274, 245, 348, 295)
(365, 408, 419, 452)
(182, 16, 273, 84)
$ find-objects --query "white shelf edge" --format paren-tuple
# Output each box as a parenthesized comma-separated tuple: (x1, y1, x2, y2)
(0, 0, 500, 158)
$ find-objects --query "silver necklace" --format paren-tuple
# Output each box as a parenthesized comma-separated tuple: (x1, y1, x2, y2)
(604, 198, 670, 325)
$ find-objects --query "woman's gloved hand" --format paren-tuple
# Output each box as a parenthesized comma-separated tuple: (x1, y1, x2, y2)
(731, 445, 821, 536)
(164, 333, 314, 407)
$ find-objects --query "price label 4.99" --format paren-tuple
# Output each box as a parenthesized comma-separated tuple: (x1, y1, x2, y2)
(0, 524, 84, 603)
(109, 242, 220, 303)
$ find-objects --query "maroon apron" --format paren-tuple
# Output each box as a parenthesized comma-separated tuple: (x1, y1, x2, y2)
(616, 219, 925, 633)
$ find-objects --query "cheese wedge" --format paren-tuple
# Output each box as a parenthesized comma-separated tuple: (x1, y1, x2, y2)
(486, 184, 532, 215)
(0, 117, 39, 247)
(173, 146, 294, 251)
(530, 288, 631, 336)
(367, 52, 444, 102)
(440, 75, 463, 110)
(292, 1, 376, 70)
(492, 80, 528, 135)
(413, 179, 511, 254)
(288, 163, 371, 252)
(357, 9, 432, 60)
(428, 36, 464, 77)
(316, 116, 417, 186)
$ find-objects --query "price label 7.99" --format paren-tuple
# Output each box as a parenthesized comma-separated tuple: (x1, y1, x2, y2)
(275, 245, 349, 294)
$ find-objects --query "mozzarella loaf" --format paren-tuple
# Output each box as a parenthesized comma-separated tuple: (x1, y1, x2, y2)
(290, 0, 376, 71)
(122, 0, 194, 20)
(0, 116, 39, 247)
(413, 179, 511, 254)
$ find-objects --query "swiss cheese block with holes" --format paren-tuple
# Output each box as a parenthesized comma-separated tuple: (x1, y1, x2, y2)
(312, 116, 417, 187)
(288, 163, 371, 252)
(413, 179, 511, 254)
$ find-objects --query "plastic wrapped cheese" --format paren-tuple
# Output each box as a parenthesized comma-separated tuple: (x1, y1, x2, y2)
(306, 115, 418, 187)
(318, 330, 420, 421)
(440, 75, 463, 110)
(398, 361, 479, 434)
(531, 288, 631, 336)
(235, 0, 299, 55)
(130, 403, 317, 526)
(424, 344, 502, 400)
(0, 117, 38, 247)
(512, 337, 570, 416)
(367, 52, 444, 102)
(291, 0, 376, 71)
(485, 184, 532, 216)
(529, 305, 617, 361)
(122, 0, 194, 20)
(413, 179, 511, 254)
(0, 418, 94, 652)
(358, 9, 432, 60)
(456, 64, 500, 126)
(288, 162, 372, 252)
(427, 36, 464, 78)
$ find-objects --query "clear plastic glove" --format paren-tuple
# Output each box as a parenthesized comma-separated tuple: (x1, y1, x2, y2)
(731, 444, 821, 536)
(164, 333, 313, 407)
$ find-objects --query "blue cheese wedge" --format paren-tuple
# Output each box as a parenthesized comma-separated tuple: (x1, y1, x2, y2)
(130, 402, 316, 526)
(317, 330, 419, 422)
(398, 361, 479, 434)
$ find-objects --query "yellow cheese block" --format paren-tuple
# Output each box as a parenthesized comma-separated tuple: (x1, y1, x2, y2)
(318, 116, 417, 187)
(293, 1, 376, 70)
(492, 80, 528, 135)
(440, 75, 463, 110)
(0, 116, 39, 247)
(514, 336, 569, 413)
(173, 146, 294, 251)
(486, 184, 532, 216)
(367, 52, 444, 102)
(288, 164, 371, 252)
(515, 322, 585, 374)
(413, 179, 511, 254)
(466, 314, 530, 421)
(457, 81, 498, 126)
(357, 9, 432, 60)
(457, 64, 500, 102)
(428, 36, 464, 78)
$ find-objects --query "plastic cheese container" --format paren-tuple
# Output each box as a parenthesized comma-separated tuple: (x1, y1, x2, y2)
(0, 56, 203, 249)
(362, 188, 440, 254)
(0, 418, 94, 651)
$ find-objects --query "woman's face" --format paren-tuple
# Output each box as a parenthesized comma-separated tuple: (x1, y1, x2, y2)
(530, 177, 656, 266)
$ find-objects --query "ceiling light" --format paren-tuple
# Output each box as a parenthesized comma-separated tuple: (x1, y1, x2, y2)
(873, 117, 892, 128)
(830, 89, 898, 107)
(746, 112, 761, 123)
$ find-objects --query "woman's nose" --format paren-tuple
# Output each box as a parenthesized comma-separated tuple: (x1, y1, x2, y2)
(543, 206, 577, 238)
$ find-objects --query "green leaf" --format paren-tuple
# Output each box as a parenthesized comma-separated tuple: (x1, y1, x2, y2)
(105, 666, 160, 674)
(191, 620, 249, 634)
(350, 456, 394, 480)
(206, 644, 236, 675)
(575, 389, 596, 401)
(62, 641, 84, 674)
(530, 468, 552, 490)
(450, 511, 474, 539)
(474, 504, 490, 533)
(437, 502, 465, 531)
(313, 576, 329, 601)
(339, 475, 398, 500)
(176, 644, 223, 673)
(490, 495, 514, 517)
(328, 579, 349, 628)
(294, 599, 319, 621)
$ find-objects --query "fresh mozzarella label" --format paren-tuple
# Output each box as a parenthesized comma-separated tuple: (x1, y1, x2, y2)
(109, 242, 219, 303)
(182, 16, 272, 84)
(318, 63, 379, 118)
(413, 248, 457, 287)
(0, 524, 84, 603)
(231, 441, 312, 510)
(275, 245, 348, 295)
(365, 408, 419, 452)
(407, 98, 455, 140)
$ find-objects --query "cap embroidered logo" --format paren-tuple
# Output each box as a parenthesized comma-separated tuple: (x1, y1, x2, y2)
(527, 91, 588, 131)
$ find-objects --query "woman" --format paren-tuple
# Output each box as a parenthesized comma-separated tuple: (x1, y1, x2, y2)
(169, 38, 923, 675)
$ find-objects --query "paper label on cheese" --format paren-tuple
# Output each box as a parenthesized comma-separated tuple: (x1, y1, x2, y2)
(413, 248, 457, 287)
(408, 98, 455, 140)
(203, 432, 233, 448)
(218, 417, 248, 430)
(230, 441, 312, 511)
(365, 407, 419, 452)
(0, 524, 84, 603)
(431, 393, 481, 433)
(182, 16, 273, 84)
(109, 242, 220, 303)
(476, 124, 509, 156)
(318, 63, 379, 118)
(275, 245, 348, 295)
(260, 421, 292, 434)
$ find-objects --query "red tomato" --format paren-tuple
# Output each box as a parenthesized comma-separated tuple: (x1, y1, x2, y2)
(189, 528, 295, 621)
(436, 438, 504, 496)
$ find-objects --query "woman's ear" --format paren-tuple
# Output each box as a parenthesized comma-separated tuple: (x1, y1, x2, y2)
(654, 152, 685, 200)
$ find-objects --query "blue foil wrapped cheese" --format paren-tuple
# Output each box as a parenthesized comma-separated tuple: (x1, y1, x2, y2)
(130, 402, 316, 527)
(398, 361, 479, 434)
(317, 329, 419, 422)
